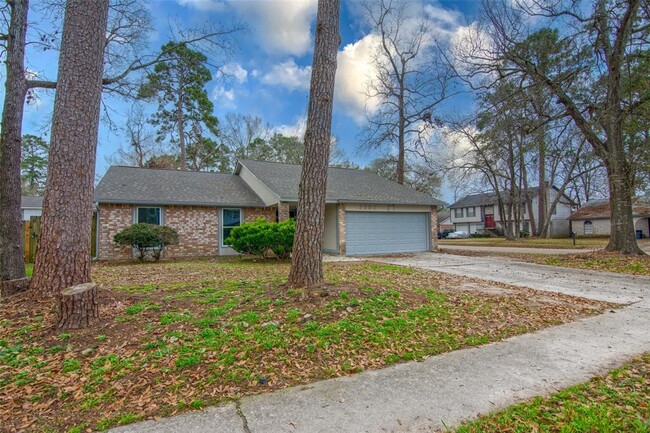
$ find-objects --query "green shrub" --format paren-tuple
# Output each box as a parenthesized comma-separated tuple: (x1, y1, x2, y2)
(113, 223, 179, 261)
(226, 218, 294, 259)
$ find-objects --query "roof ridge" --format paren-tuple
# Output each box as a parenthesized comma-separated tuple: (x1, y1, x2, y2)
(110, 165, 236, 176)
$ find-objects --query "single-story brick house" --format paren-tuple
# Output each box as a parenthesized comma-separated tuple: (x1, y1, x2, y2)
(569, 199, 650, 238)
(94, 159, 444, 260)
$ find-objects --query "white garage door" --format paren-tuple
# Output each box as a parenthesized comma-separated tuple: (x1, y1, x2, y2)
(346, 212, 429, 256)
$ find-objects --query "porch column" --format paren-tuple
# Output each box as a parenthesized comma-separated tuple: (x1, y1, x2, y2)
(337, 203, 346, 255)
(430, 206, 438, 251)
(278, 203, 290, 222)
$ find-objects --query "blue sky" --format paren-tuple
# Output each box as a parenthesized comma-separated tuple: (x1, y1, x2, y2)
(19, 0, 482, 201)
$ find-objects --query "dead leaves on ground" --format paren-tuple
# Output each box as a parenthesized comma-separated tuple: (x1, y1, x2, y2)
(0, 259, 612, 432)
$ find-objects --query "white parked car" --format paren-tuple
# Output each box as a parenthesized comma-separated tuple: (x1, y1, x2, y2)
(446, 230, 470, 239)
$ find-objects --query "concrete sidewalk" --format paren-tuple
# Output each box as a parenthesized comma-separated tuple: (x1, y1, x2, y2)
(110, 254, 650, 433)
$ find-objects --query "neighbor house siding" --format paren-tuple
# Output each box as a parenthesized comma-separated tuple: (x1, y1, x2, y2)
(164, 206, 219, 258)
(574, 219, 610, 236)
(98, 203, 133, 260)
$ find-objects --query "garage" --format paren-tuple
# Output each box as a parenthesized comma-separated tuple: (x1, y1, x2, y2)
(345, 212, 430, 255)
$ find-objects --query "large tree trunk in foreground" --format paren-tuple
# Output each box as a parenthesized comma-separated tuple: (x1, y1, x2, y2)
(31, 0, 109, 297)
(0, 0, 29, 282)
(605, 145, 642, 254)
(288, 0, 340, 288)
(58, 283, 99, 329)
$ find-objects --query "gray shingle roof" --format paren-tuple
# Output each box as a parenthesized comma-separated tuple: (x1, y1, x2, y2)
(21, 196, 43, 208)
(239, 160, 444, 206)
(94, 166, 265, 207)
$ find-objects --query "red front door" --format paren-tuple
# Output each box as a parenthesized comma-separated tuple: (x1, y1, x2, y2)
(485, 214, 495, 229)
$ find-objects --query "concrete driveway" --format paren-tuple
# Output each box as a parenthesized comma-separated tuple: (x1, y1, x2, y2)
(110, 253, 650, 433)
(374, 252, 649, 305)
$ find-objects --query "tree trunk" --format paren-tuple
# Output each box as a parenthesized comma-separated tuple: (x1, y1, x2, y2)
(397, 87, 405, 184)
(177, 83, 187, 170)
(30, 0, 110, 297)
(605, 146, 642, 254)
(58, 283, 99, 329)
(288, 0, 340, 288)
(0, 0, 28, 282)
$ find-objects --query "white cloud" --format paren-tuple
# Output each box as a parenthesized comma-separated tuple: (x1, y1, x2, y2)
(212, 85, 237, 108)
(275, 115, 307, 138)
(176, 0, 226, 11)
(216, 62, 248, 84)
(333, 1, 469, 124)
(230, 0, 317, 55)
(334, 34, 382, 123)
(262, 59, 311, 91)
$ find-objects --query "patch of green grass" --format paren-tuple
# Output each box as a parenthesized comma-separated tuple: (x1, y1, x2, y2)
(159, 311, 191, 325)
(363, 263, 415, 274)
(96, 413, 143, 431)
(456, 353, 650, 433)
(25, 264, 33, 277)
(61, 358, 81, 373)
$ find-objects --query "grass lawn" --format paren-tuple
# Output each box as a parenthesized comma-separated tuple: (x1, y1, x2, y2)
(439, 237, 609, 249)
(0, 259, 610, 432)
(454, 353, 650, 433)
(25, 264, 33, 277)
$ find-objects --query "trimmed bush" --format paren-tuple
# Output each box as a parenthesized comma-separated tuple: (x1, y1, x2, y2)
(113, 223, 179, 261)
(226, 218, 294, 259)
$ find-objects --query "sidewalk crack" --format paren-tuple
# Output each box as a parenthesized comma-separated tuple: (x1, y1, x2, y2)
(236, 400, 252, 433)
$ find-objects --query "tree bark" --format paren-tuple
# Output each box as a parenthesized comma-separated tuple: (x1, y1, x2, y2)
(288, 0, 340, 288)
(58, 283, 99, 329)
(30, 0, 110, 297)
(605, 139, 643, 254)
(0, 0, 28, 282)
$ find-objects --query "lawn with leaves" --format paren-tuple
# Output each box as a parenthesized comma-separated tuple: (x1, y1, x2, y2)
(454, 353, 650, 433)
(0, 259, 611, 432)
(438, 237, 609, 249)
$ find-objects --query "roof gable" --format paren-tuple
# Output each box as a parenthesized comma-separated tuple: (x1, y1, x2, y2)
(237, 159, 444, 207)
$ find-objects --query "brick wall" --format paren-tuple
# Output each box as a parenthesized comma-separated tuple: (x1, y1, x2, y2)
(430, 206, 438, 251)
(164, 206, 219, 259)
(243, 207, 277, 223)
(97, 204, 133, 260)
(337, 203, 346, 255)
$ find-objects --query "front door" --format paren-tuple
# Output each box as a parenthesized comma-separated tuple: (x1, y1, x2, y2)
(485, 214, 495, 229)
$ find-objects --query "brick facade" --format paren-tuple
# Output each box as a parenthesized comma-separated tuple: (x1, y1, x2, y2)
(97, 204, 134, 260)
(243, 207, 277, 223)
(430, 206, 438, 251)
(98, 204, 282, 260)
(164, 206, 219, 259)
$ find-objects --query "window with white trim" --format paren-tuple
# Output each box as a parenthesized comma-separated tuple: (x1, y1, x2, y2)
(466, 207, 476, 217)
(137, 207, 161, 225)
(454, 208, 463, 218)
(222, 209, 242, 246)
(584, 220, 593, 235)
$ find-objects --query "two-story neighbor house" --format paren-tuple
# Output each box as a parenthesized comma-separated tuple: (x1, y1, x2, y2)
(94, 160, 444, 259)
(449, 186, 574, 237)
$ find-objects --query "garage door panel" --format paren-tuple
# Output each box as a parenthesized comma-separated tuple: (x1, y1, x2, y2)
(346, 212, 429, 255)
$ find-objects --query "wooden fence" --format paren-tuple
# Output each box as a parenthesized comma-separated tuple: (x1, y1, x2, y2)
(23, 215, 97, 263)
